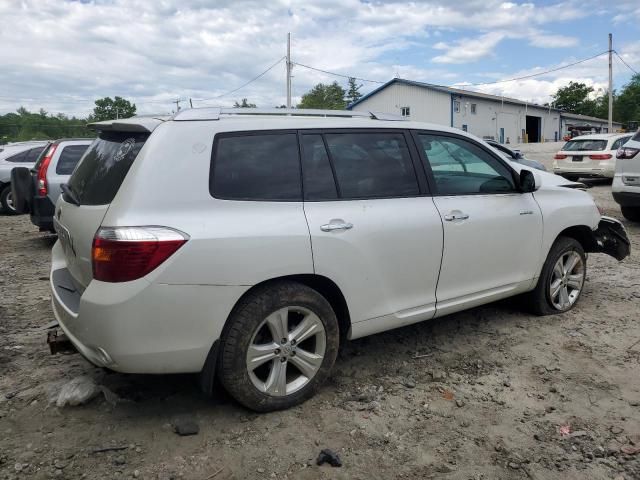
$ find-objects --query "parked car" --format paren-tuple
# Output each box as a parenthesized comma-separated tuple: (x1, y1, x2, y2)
(49, 109, 630, 412)
(11, 139, 92, 231)
(0, 141, 48, 214)
(612, 129, 640, 221)
(485, 139, 547, 171)
(552, 133, 632, 181)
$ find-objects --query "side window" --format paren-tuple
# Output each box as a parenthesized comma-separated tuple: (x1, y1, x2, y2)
(300, 135, 337, 200)
(612, 136, 631, 151)
(56, 145, 89, 175)
(5, 150, 28, 163)
(418, 134, 515, 195)
(324, 132, 419, 199)
(211, 133, 301, 201)
(25, 147, 46, 163)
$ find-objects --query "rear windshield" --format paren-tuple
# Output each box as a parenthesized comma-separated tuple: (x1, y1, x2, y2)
(56, 144, 90, 175)
(633, 130, 640, 142)
(562, 139, 607, 151)
(68, 131, 149, 205)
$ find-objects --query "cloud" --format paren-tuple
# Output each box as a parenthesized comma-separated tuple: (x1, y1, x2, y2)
(0, 0, 620, 116)
(528, 33, 579, 49)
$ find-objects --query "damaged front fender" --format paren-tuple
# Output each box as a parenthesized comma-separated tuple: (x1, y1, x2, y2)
(587, 216, 631, 261)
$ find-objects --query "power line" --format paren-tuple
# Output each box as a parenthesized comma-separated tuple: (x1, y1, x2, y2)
(460, 51, 610, 86)
(195, 57, 286, 102)
(613, 50, 638, 75)
(292, 62, 385, 84)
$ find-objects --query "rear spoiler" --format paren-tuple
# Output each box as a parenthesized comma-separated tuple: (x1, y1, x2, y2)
(87, 116, 170, 133)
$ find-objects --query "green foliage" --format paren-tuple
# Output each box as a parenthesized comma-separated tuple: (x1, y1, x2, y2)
(233, 98, 257, 108)
(346, 77, 363, 105)
(615, 74, 640, 127)
(551, 82, 598, 116)
(298, 82, 347, 110)
(93, 96, 137, 122)
(0, 108, 92, 143)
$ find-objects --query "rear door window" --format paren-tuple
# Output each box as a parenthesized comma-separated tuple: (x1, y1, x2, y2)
(300, 135, 338, 200)
(24, 146, 46, 163)
(611, 136, 631, 151)
(56, 145, 90, 175)
(5, 150, 28, 162)
(211, 132, 301, 200)
(323, 132, 419, 199)
(68, 132, 149, 205)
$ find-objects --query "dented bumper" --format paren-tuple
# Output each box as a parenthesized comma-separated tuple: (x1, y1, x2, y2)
(590, 216, 631, 261)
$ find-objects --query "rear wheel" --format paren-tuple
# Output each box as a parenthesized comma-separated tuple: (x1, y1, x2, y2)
(0, 186, 18, 215)
(621, 207, 640, 222)
(217, 281, 339, 412)
(524, 236, 586, 316)
(562, 174, 580, 182)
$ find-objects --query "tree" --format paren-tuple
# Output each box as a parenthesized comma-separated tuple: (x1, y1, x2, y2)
(233, 98, 257, 108)
(615, 74, 640, 126)
(551, 82, 597, 116)
(92, 96, 136, 122)
(298, 82, 347, 110)
(345, 77, 363, 106)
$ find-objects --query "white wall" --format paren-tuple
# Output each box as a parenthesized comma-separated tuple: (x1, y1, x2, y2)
(452, 95, 560, 143)
(353, 82, 562, 143)
(351, 83, 451, 126)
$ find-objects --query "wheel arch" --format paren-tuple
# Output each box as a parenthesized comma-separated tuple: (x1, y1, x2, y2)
(200, 274, 351, 396)
(555, 225, 598, 252)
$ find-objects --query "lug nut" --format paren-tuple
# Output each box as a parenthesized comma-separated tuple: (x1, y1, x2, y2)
(275, 348, 281, 355)
(281, 338, 287, 344)
(280, 357, 287, 363)
(291, 339, 296, 346)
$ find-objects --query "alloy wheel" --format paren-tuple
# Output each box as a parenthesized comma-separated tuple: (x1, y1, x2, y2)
(246, 306, 326, 397)
(6, 191, 16, 212)
(549, 251, 584, 310)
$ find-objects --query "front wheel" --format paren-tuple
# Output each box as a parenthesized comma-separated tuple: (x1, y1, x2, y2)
(0, 186, 18, 215)
(621, 207, 640, 222)
(525, 236, 586, 316)
(217, 281, 339, 412)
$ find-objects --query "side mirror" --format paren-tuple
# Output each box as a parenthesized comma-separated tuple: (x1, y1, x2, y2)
(519, 169, 539, 193)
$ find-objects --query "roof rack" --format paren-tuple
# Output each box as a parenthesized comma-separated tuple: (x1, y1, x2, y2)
(172, 108, 405, 122)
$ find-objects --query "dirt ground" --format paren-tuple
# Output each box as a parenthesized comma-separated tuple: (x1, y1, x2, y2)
(1, 144, 639, 480)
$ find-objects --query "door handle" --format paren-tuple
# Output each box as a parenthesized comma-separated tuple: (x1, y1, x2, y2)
(320, 221, 353, 232)
(443, 212, 469, 221)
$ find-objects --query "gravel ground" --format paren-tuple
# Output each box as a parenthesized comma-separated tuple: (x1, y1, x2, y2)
(1, 156, 639, 479)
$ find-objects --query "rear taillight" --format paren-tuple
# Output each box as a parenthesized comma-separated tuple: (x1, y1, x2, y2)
(589, 154, 612, 160)
(554, 154, 567, 159)
(92, 226, 189, 283)
(617, 147, 640, 159)
(37, 144, 58, 196)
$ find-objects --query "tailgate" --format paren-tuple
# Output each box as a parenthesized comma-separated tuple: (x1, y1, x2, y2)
(54, 130, 150, 289)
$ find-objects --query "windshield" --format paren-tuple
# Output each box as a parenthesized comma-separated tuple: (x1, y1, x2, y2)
(562, 139, 607, 152)
(68, 131, 149, 205)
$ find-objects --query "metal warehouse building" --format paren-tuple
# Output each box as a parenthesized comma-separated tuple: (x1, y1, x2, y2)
(349, 78, 622, 143)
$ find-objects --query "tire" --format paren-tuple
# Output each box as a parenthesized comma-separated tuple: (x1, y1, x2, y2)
(621, 207, 640, 222)
(524, 236, 587, 316)
(0, 186, 19, 215)
(217, 281, 340, 412)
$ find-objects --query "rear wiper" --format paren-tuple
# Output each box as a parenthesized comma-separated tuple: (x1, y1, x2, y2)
(61, 184, 80, 206)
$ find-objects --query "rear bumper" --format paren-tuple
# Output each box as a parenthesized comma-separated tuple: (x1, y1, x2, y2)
(30, 195, 55, 230)
(612, 191, 640, 207)
(49, 241, 247, 374)
(553, 161, 615, 178)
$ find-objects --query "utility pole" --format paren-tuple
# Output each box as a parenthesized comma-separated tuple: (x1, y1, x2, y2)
(174, 99, 181, 112)
(286, 32, 292, 109)
(116, 107, 119, 119)
(608, 33, 613, 133)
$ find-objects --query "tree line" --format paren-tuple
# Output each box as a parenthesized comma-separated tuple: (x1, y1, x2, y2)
(2, 74, 638, 143)
(550, 74, 640, 126)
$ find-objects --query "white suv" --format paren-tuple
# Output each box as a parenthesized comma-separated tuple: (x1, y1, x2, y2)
(613, 129, 640, 221)
(50, 109, 630, 411)
(552, 133, 632, 181)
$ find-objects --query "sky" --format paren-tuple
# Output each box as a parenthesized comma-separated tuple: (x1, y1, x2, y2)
(0, 0, 639, 117)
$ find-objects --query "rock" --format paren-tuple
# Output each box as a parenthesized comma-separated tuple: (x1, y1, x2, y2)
(508, 462, 521, 469)
(545, 405, 556, 413)
(455, 399, 465, 408)
(316, 449, 342, 467)
(403, 378, 416, 389)
(133, 470, 140, 478)
(549, 385, 558, 393)
(114, 455, 126, 465)
(430, 370, 447, 382)
(610, 426, 624, 435)
(503, 380, 511, 387)
(173, 415, 199, 436)
(257, 468, 265, 473)
(54, 459, 67, 469)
